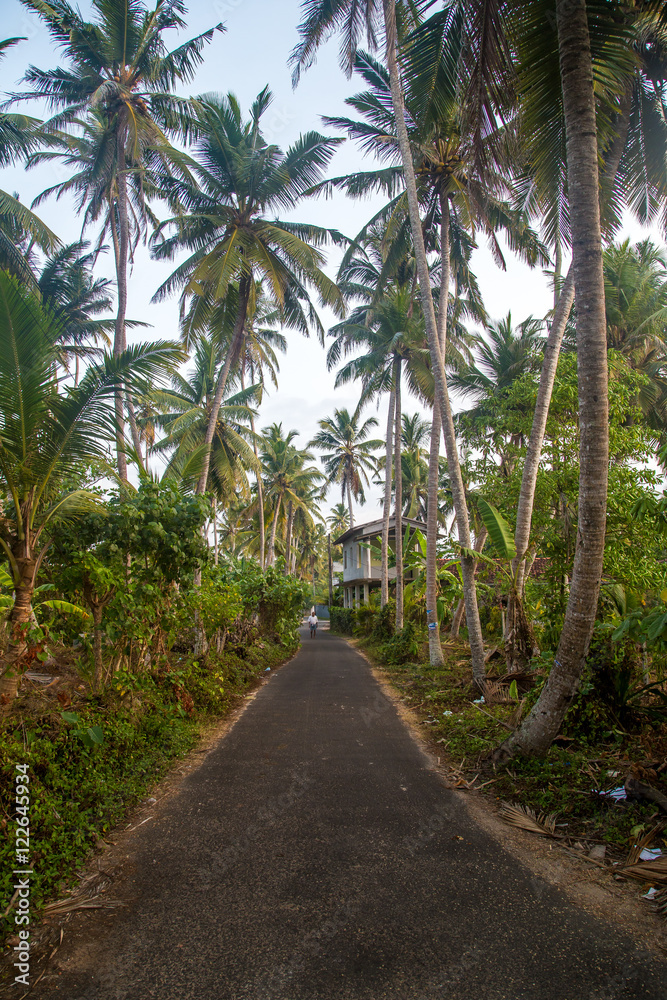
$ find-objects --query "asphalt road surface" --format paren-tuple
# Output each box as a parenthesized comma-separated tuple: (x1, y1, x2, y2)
(39, 627, 667, 999)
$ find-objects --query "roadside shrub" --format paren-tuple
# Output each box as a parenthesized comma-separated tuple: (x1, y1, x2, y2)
(378, 622, 421, 665)
(330, 607, 355, 634)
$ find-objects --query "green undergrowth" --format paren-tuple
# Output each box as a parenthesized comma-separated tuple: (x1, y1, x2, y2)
(356, 636, 667, 862)
(0, 640, 295, 945)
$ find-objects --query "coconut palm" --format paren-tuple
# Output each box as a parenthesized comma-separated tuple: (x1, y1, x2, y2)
(499, 0, 614, 756)
(151, 88, 345, 498)
(399, 413, 431, 520)
(260, 425, 324, 568)
(36, 241, 142, 382)
(291, 1, 522, 681)
(182, 280, 287, 568)
(0, 38, 59, 282)
(0, 269, 181, 705)
(150, 338, 259, 504)
(310, 409, 383, 528)
(17, 0, 223, 477)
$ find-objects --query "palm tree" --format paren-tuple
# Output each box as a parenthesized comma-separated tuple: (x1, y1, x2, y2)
(291, 0, 511, 682)
(150, 339, 259, 503)
(310, 409, 383, 527)
(152, 88, 344, 497)
(500, 0, 610, 757)
(36, 241, 127, 381)
(326, 503, 350, 605)
(17, 0, 223, 477)
(0, 38, 60, 282)
(399, 413, 430, 520)
(508, 0, 667, 623)
(260, 425, 324, 568)
(178, 280, 288, 567)
(332, 220, 477, 634)
(0, 270, 181, 705)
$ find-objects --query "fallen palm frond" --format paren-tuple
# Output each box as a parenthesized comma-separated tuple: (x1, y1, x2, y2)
(42, 897, 125, 915)
(625, 823, 664, 867)
(618, 856, 667, 884)
(655, 887, 667, 920)
(499, 802, 560, 838)
(481, 679, 514, 705)
(41, 866, 124, 916)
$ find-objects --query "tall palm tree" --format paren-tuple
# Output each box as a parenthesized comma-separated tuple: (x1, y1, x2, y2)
(399, 413, 430, 520)
(0, 270, 181, 705)
(37, 241, 132, 381)
(0, 37, 59, 283)
(508, 0, 666, 619)
(260, 424, 324, 568)
(332, 220, 477, 632)
(17, 0, 223, 477)
(178, 279, 288, 567)
(150, 338, 259, 503)
(152, 88, 345, 497)
(291, 0, 515, 682)
(310, 409, 383, 527)
(500, 0, 612, 757)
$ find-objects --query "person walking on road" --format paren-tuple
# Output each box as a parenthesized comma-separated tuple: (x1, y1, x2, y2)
(307, 612, 318, 638)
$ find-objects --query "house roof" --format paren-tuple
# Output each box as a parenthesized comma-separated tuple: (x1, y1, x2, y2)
(333, 515, 428, 547)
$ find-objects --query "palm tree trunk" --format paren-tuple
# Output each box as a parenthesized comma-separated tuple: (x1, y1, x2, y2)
(328, 533, 334, 608)
(250, 414, 265, 569)
(213, 497, 219, 565)
(284, 501, 294, 575)
(511, 89, 629, 602)
(500, 0, 608, 757)
(114, 127, 130, 482)
(0, 557, 36, 708)
(126, 393, 146, 472)
(268, 496, 282, 567)
(346, 478, 355, 529)
(381, 387, 396, 607)
(450, 526, 488, 638)
(196, 274, 251, 495)
(382, 0, 485, 683)
(393, 355, 404, 631)
(511, 268, 575, 599)
(426, 191, 451, 666)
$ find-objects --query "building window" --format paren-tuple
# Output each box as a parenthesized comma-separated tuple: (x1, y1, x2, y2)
(344, 549, 347, 569)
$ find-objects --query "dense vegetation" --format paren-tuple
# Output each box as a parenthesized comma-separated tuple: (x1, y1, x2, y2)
(1, 0, 667, 930)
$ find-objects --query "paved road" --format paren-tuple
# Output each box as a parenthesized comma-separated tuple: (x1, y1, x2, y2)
(41, 629, 667, 999)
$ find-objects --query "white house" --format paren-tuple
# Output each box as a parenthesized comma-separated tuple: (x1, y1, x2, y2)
(333, 516, 427, 608)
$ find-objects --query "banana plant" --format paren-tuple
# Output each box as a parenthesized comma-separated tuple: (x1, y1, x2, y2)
(401, 530, 464, 626)
(458, 498, 537, 671)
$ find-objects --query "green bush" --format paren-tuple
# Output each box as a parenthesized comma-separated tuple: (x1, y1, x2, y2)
(330, 607, 356, 634)
(378, 622, 421, 665)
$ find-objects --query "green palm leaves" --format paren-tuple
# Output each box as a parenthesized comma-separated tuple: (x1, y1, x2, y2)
(310, 408, 383, 525)
(152, 89, 345, 336)
(0, 269, 182, 587)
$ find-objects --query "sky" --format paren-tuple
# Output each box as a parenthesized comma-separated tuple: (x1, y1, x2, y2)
(2, 0, 658, 521)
